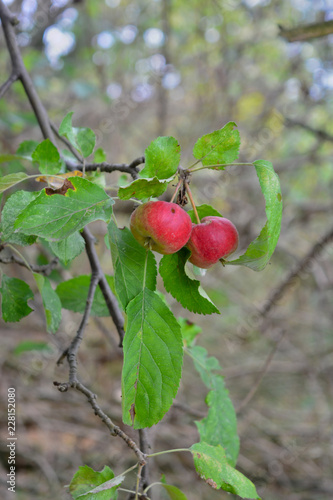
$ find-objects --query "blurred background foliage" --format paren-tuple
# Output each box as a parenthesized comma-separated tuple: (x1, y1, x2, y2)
(0, 0, 333, 499)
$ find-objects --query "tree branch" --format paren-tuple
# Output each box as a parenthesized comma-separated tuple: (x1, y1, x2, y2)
(0, 0, 148, 476)
(67, 157, 145, 179)
(139, 429, 151, 489)
(0, 71, 18, 98)
(57, 227, 125, 370)
(0, 0, 55, 141)
(68, 271, 100, 385)
(53, 380, 146, 465)
(0, 0, 125, 347)
(260, 223, 333, 319)
(51, 119, 143, 178)
(172, 400, 206, 418)
(93, 316, 122, 350)
(52, 233, 143, 462)
(0, 254, 59, 275)
(82, 228, 125, 345)
(285, 117, 333, 143)
(236, 329, 286, 413)
(279, 20, 333, 42)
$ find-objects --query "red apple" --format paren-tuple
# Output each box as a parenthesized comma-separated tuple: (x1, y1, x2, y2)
(130, 201, 192, 254)
(187, 216, 239, 269)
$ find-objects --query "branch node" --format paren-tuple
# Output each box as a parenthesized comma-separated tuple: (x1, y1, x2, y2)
(10, 15, 19, 26)
(53, 381, 69, 392)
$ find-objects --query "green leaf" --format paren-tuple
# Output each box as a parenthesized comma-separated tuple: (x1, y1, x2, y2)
(14, 177, 114, 241)
(140, 136, 181, 180)
(108, 221, 157, 310)
(0, 172, 28, 193)
(227, 160, 282, 271)
(118, 176, 170, 200)
(34, 274, 62, 333)
(61, 148, 78, 162)
(59, 112, 77, 149)
(13, 341, 52, 355)
(16, 140, 39, 160)
(0, 274, 34, 322)
(76, 127, 96, 158)
(192, 122, 240, 167)
(189, 345, 221, 388)
(122, 288, 183, 428)
(118, 174, 128, 187)
(49, 231, 85, 264)
(159, 248, 219, 315)
(161, 483, 188, 500)
(191, 443, 260, 498)
(1, 190, 38, 246)
(178, 317, 202, 347)
(56, 275, 116, 317)
(187, 204, 223, 223)
(196, 377, 239, 466)
(59, 112, 96, 158)
(189, 345, 239, 466)
(0, 142, 38, 165)
(86, 170, 106, 189)
(69, 465, 122, 500)
(94, 147, 107, 163)
(31, 139, 63, 175)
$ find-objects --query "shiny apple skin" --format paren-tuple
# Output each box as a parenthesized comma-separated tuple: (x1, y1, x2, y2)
(187, 216, 239, 269)
(130, 201, 193, 254)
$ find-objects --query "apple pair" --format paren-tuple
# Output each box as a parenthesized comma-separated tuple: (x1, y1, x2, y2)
(130, 201, 238, 269)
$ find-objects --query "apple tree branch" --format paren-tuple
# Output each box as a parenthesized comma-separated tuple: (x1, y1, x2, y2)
(0, 0, 146, 466)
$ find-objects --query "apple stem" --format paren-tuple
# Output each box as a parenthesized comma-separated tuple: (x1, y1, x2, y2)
(184, 181, 200, 224)
(170, 179, 182, 203)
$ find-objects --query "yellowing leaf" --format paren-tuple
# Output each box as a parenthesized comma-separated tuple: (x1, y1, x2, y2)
(36, 170, 83, 189)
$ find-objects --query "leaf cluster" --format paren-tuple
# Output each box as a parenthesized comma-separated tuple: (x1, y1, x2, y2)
(0, 117, 281, 499)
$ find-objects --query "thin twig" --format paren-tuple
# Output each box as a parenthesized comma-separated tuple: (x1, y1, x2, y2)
(56, 230, 102, 371)
(126, 431, 150, 500)
(53, 380, 146, 465)
(0, 1, 55, 141)
(93, 317, 121, 350)
(172, 400, 206, 418)
(236, 329, 286, 413)
(0, 71, 18, 98)
(0, 254, 59, 275)
(260, 224, 333, 319)
(139, 429, 151, 490)
(121, 489, 149, 499)
(67, 271, 100, 385)
(135, 464, 143, 500)
(82, 228, 125, 345)
(67, 157, 145, 180)
(285, 118, 333, 143)
(57, 228, 125, 367)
